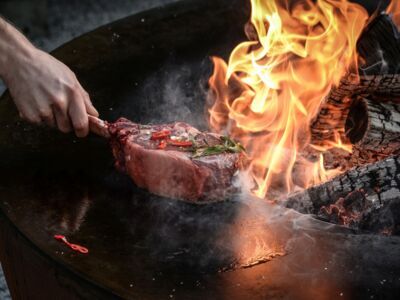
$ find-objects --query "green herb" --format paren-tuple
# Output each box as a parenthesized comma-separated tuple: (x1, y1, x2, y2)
(192, 136, 245, 158)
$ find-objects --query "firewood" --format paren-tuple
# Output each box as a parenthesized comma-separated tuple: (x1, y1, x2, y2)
(311, 14, 400, 145)
(283, 155, 400, 234)
(311, 74, 400, 145)
(289, 15, 400, 233)
(346, 97, 400, 164)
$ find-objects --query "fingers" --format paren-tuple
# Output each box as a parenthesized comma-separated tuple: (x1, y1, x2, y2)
(15, 85, 98, 138)
(19, 110, 55, 128)
(78, 83, 98, 117)
(17, 103, 42, 125)
(52, 86, 92, 137)
(38, 108, 56, 127)
(82, 91, 99, 117)
(54, 109, 72, 133)
(19, 111, 41, 125)
(53, 97, 72, 133)
(42, 91, 94, 137)
(68, 91, 89, 138)
(17, 97, 67, 131)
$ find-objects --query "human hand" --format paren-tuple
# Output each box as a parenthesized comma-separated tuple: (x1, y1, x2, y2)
(4, 48, 98, 137)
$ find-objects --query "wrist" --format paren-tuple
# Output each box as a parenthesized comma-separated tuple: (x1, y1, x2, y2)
(0, 19, 36, 82)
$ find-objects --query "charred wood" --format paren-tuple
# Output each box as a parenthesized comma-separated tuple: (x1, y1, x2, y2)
(284, 155, 400, 234)
(310, 74, 400, 145)
(346, 97, 400, 164)
(311, 14, 400, 145)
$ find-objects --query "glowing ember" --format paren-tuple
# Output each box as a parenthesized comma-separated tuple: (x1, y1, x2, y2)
(319, 197, 362, 226)
(207, 0, 369, 198)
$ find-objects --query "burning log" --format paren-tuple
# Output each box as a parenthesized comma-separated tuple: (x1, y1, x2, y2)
(310, 74, 400, 145)
(209, 1, 400, 200)
(284, 155, 400, 234)
(311, 14, 400, 145)
(346, 97, 400, 164)
(283, 14, 400, 232)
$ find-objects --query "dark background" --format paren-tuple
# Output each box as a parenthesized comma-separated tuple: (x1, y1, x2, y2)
(0, 1, 179, 297)
(0, 0, 179, 93)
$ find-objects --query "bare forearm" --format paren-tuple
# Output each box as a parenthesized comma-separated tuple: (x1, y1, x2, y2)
(0, 17, 35, 83)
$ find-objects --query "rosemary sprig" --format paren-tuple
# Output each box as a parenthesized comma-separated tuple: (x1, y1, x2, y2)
(192, 136, 245, 158)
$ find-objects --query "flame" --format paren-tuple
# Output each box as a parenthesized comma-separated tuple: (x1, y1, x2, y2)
(208, 0, 368, 198)
(387, 0, 400, 28)
(310, 130, 352, 153)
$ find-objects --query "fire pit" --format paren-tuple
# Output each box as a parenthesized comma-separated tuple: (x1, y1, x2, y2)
(0, 0, 400, 299)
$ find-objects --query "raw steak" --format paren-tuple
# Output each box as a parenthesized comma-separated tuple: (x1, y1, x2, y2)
(105, 118, 244, 203)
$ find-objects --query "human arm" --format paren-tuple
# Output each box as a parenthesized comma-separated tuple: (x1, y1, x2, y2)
(0, 17, 98, 137)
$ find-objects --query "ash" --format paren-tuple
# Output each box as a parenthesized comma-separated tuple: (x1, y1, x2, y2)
(0, 0, 179, 297)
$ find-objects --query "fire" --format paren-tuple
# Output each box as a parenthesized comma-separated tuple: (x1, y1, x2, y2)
(207, 0, 368, 198)
(310, 130, 352, 153)
(387, 0, 400, 28)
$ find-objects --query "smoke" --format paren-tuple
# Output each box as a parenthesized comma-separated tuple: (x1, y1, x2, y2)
(98, 53, 400, 296)
(106, 165, 358, 277)
(116, 58, 211, 129)
(110, 56, 370, 275)
(359, 46, 390, 75)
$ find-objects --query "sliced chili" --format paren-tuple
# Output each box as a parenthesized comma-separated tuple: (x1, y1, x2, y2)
(158, 140, 167, 149)
(54, 235, 89, 254)
(151, 130, 171, 140)
(168, 139, 193, 147)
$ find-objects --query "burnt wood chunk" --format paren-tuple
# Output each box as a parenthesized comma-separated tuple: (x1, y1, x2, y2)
(311, 13, 400, 145)
(311, 74, 400, 145)
(346, 97, 400, 164)
(310, 74, 356, 145)
(288, 14, 400, 233)
(284, 155, 400, 234)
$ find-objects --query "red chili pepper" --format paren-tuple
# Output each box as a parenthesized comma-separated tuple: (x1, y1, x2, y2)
(54, 235, 89, 254)
(167, 139, 193, 147)
(151, 130, 171, 140)
(158, 140, 167, 149)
